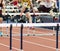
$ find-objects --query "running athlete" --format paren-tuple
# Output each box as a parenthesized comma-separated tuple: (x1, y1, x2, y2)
(0, 0, 3, 36)
(20, 0, 32, 23)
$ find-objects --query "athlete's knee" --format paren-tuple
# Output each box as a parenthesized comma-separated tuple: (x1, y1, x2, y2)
(0, 17, 3, 23)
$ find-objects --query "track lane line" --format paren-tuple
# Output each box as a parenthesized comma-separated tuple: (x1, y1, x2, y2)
(33, 36, 56, 42)
(0, 42, 20, 51)
(5, 37, 60, 50)
(37, 36, 60, 42)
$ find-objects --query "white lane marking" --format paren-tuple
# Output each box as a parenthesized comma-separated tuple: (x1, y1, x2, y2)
(8, 37, 60, 50)
(0, 43, 20, 51)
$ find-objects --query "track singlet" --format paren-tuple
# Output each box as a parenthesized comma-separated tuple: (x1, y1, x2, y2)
(0, 3, 3, 14)
(22, 0, 31, 8)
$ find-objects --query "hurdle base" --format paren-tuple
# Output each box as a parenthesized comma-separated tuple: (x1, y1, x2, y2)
(10, 50, 12, 51)
(20, 49, 24, 51)
(56, 48, 58, 51)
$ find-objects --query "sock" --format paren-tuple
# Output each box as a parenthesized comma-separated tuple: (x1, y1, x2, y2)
(0, 32, 3, 36)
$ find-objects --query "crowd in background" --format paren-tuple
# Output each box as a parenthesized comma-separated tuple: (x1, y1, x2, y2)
(0, 0, 59, 23)
(2, 0, 59, 12)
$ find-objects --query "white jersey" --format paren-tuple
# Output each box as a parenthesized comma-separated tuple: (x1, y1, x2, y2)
(40, 1, 54, 8)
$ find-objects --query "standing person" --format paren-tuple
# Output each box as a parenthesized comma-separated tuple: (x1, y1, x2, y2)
(0, 0, 3, 36)
(2, 0, 6, 16)
(20, 0, 33, 23)
(56, 0, 59, 12)
(0, 0, 3, 19)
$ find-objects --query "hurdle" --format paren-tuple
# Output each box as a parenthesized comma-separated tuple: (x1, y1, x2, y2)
(10, 24, 24, 51)
(0, 33, 56, 37)
(0, 23, 60, 27)
(2, 12, 59, 23)
(20, 24, 23, 51)
(0, 23, 60, 51)
(2, 13, 59, 16)
(10, 24, 12, 51)
(56, 24, 59, 51)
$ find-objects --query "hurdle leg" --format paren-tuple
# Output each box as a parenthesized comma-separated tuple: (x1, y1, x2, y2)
(20, 49, 24, 51)
(27, 26, 30, 34)
(53, 26, 55, 34)
(6, 26, 8, 35)
(10, 24, 12, 51)
(56, 48, 58, 51)
(56, 24, 59, 51)
(20, 24, 24, 51)
(10, 50, 12, 51)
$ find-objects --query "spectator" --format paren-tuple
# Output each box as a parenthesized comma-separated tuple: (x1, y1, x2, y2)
(56, 0, 59, 11)
(0, 0, 3, 36)
(2, 0, 6, 15)
(38, 0, 58, 12)
(9, 0, 18, 6)
(0, 0, 3, 22)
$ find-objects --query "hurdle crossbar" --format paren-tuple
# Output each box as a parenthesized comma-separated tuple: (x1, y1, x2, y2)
(0, 23, 60, 27)
(0, 24, 59, 51)
(2, 9, 19, 11)
(2, 13, 59, 15)
(1, 33, 60, 37)
(4, 5, 17, 8)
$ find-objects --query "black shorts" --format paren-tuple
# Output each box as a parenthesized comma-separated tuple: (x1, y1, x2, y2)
(38, 5, 51, 12)
(0, 10, 2, 17)
(24, 8, 30, 13)
(0, 14, 2, 17)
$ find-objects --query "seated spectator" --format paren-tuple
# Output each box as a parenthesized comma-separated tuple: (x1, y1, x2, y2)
(9, 0, 18, 6)
(31, 0, 58, 18)
(38, 0, 58, 12)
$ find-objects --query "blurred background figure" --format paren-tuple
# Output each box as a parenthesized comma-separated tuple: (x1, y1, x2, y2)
(0, 0, 3, 36)
(8, 0, 18, 6)
(56, 0, 59, 11)
(1, 0, 59, 23)
(37, 0, 58, 12)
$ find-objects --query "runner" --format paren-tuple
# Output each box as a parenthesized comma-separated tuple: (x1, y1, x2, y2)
(20, 0, 33, 23)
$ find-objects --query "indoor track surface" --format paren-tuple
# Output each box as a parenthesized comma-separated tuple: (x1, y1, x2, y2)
(0, 27, 60, 51)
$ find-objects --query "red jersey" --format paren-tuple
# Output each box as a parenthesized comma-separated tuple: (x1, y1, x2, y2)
(0, 3, 3, 14)
(12, 1, 18, 5)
